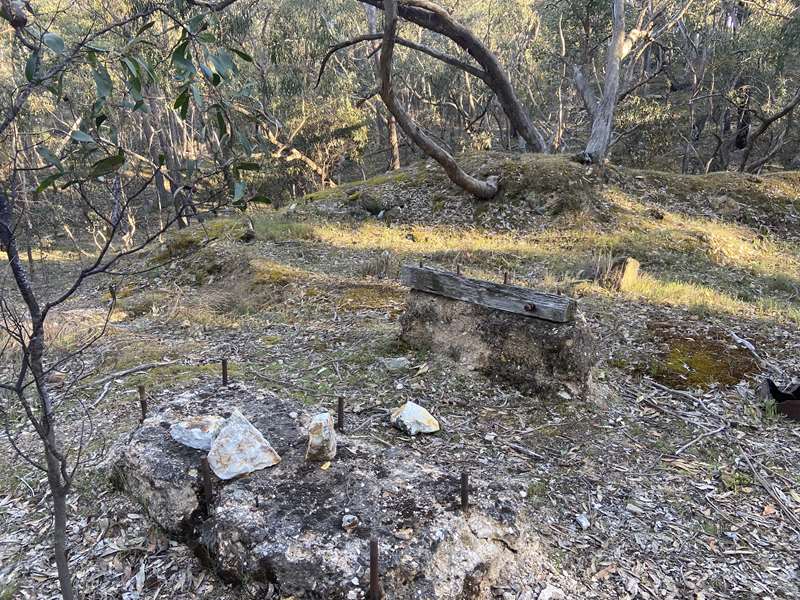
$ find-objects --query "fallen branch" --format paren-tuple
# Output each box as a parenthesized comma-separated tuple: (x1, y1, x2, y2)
(504, 441, 546, 461)
(674, 425, 726, 456)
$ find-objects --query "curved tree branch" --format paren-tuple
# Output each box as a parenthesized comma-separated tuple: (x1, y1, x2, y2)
(358, 0, 548, 153)
(739, 86, 800, 172)
(377, 0, 497, 199)
(317, 32, 488, 87)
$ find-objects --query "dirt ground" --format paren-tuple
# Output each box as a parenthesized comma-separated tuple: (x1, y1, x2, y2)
(2, 155, 800, 599)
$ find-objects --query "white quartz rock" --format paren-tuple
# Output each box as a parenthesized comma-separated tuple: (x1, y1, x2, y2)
(170, 415, 225, 450)
(208, 409, 281, 479)
(390, 401, 440, 435)
(306, 412, 337, 461)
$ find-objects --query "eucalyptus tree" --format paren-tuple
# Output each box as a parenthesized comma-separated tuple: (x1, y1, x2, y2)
(0, 1, 254, 597)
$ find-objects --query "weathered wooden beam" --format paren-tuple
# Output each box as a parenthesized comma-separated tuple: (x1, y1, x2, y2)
(400, 265, 576, 323)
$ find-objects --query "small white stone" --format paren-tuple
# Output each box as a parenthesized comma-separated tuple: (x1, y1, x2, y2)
(390, 401, 440, 435)
(347, 590, 358, 599)
(538, 584, 565, 600)
(208, 409, 281, 480)
(382, 357, 411, 371)
(576, 513, 590, 530)
(169, 415, 225, 450)
(342, 514, 359, 533)
(306, 412, 337, 462)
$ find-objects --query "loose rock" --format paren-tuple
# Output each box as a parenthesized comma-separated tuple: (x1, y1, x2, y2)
(306, 412, 337, 462)
(208, 408, 281, 479)
(341, 514, 359, 533)
(538, 584, 566, 600)
(169, 415, 225, 450)
(390, 401, 440, 435)
(382, 356, 411, 371)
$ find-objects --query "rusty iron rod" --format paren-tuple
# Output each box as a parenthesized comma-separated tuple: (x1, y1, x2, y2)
(461, 471, 469, 513)
(199, 458, 214, 516)
(456, 264, 461, 276)
(137, 385, 147, 423)
(503, 271, 509, 285)
(222, 358, 229, 386)
(337, 397, 345, 432)
(369, 538, 380, 599)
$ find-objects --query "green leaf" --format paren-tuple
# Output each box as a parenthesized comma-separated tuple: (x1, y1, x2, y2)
(119, 59, 141, 101)
(42, 32, 65, 54)
(197, 32, 216, 44)
(70, 131, 95, 143)
(173, 88, 190, 119)
(171, 41, 194, 75)
(187, 14, 205, 34)
(135, 20, 156, 36)
(35, 172, 62, 193)
(37, 147, 63, 172)
(233, 181, 246, 202)
(190, 83, 204, 109)
(89, 149, 125, 178)
(135, 57, 155, 84)
(25, 52, 38, 82)
(85, 42, 110, 52)
(235, 162, 260, 172)
(209, 51, 236, 79)
(93, 67, 113, 99)
(230, 47, 254, 63)
(215, 109, 227, 137)
(249, 195, 271, 205)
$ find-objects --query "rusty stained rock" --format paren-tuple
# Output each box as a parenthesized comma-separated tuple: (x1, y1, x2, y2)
(305, 412, 337, 461)
(390, 400, 440, 435)
(207, 408, 281, 480)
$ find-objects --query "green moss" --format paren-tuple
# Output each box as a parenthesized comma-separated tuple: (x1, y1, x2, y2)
(647, 334, 759, 390)
(126, 362, 220, 391)
(361, 171, 409, 186)
(116, 290, 172, 318)
(0, 582, 19, 600)
(720, 469, 753, 492)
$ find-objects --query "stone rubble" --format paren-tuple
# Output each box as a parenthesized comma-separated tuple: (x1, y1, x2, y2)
(390, 400, 440, 435)
(111, 382, 573, 599)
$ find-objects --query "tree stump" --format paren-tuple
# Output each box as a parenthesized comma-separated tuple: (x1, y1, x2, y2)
(400, 291, 597, 399)
(602, 257, 640, 291)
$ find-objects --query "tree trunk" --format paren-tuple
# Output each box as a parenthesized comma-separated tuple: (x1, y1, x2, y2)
(0, 192, 75, 600)
(387, 115, 401, 170)
(584, 0, 626, 163)
(365, 4, 402, 171)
